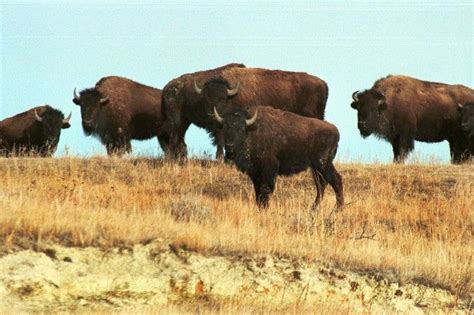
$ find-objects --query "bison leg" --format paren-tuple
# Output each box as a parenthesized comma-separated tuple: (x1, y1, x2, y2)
(323, 163, 344, 210)
(449, 138, 470, 164)
(310, 168, 327, 210)
(157, 132, 171, 156)
(167, 121, 190, 160)
(106, 139, 131, 157)
(250, 172, 276, 209)
(215, 131, 225, 162)
(392, 134, 414, 163)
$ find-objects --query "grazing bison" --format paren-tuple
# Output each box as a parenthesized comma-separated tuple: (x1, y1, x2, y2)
(162, 63, 328, 159)
(0, 105, 71, 157)
(351, 75, 474, 163)
(213, 105, 344, 209)
(458, 102, 474, 152)
(73, 76, 168, 156)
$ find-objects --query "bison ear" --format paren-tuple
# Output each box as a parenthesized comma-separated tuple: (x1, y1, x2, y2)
(72, 98, 81, 105)
(62, 122, 71, 129)
(350, 101, 358, 110)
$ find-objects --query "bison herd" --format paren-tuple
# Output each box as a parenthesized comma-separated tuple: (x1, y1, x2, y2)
(1, 63, 473, 208)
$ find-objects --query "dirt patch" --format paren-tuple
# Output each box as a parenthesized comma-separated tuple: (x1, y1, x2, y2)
(0, 240, 470, 313)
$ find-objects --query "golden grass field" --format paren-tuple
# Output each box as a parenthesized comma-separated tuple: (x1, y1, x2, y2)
(0, 157, 472, 309)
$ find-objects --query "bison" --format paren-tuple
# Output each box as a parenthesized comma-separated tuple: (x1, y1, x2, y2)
(73, 76, 168, 156)
(458, 102, 474, 152)
(213, 105, 344, 209)
(0, 105, 71, 157)
(161, 63, 328, 160)
(351, 75, 474, 163)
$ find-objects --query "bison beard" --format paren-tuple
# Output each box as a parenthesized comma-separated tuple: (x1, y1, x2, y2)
(214, 106, 344, 209)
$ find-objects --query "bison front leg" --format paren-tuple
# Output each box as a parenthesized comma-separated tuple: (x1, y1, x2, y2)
(106, 139, 131, 157)
(215, 131, 225, 162)
(167, 122, 190, 161)
(250, 171, 276, 209)
(449, 138, 470, 164)
(392, 134, 414, 163)
(157, 132, 170, 156)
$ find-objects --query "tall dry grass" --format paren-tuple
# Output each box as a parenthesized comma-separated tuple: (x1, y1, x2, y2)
(0, 157, 472, 297)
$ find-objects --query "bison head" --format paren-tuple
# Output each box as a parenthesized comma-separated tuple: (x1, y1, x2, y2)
(73, 88, 109, 135)
(194, 77, 239, 116)
(213, 107, 257, 168)
(351, 89, 387, 138)
(34, 106, 71, 150)
(458, 102, 474, 141)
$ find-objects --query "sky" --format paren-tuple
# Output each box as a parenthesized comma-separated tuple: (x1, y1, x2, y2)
(1, 0, 472, 163)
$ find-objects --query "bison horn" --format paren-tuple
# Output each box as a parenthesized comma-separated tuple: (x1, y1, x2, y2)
(227, 81, 240, 97)
(73, 88, 80, 102)
(246, 109, 258, 126)
(213, 107, 224, 124)
(34, 109, 43, 122)
(352, 91, 359, 102)
(458, 103, 464, 109)
(63, 112, 72, 124)
(100, 97, 109, 104)
(194, 79, 203, 95)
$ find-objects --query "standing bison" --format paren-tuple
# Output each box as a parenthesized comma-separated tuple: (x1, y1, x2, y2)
(161, 63, 328, 159)
(213, 105, 344, 209)
(458, 102, 474, 153)
(73, 76, 168, 156)
(351, 75, 474, 163)
(0, 105, 71, 157)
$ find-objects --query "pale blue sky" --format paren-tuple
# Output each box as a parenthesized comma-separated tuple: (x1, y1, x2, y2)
(1, 1, 472, 162)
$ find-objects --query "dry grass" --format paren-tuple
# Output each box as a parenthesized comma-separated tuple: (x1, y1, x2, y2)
(0, 157, 472, 298)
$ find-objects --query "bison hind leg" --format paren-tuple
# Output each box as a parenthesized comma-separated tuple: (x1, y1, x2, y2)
(310, 168, 327, 211)
(326, 163, 344, 210)
(313, 162, 344, 211)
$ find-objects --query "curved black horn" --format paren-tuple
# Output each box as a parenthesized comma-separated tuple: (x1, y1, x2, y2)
(34, 109, 43, 122)
(194, 79, 203, 94)
(227, 80, 240, 96)
(246, 109, 258, 126)
(458, 103, 464, 109)
(213, 107, 224, 124)
(352, 90, 359, 102)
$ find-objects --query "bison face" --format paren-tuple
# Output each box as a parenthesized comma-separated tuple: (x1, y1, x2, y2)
(35, 109, 71, 150)
(73, 88, 109, 135)
(194, 77, 239, 117)
(351, 89, 387, 138)
(213, 107, 257, 169)
(459, 103, 474, 140)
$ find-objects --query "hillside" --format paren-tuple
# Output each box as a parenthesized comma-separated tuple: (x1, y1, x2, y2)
(0, 157, 472, 313)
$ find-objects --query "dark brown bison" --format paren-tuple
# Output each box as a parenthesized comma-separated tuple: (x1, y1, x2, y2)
(458, 102, 474, 152)
(0, 105, 71, 157)
(73, 76, 168, 156)
(213, 105, 344, 209)
(351, 75, 474, 163)
(161, 63, 328, 159)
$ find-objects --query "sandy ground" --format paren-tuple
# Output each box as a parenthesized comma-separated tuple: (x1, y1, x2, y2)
(0, 240, 470, 313)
